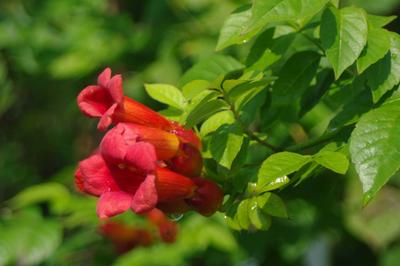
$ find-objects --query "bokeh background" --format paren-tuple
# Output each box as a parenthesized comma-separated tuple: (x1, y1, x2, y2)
(1, 0, 400, 265)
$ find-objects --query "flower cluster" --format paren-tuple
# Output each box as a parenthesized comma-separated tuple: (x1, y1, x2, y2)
(100, 209, 178, 254)
(75, 68, 223, 219)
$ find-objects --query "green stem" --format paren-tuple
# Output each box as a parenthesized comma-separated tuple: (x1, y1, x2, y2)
(286, 128, 343, 152)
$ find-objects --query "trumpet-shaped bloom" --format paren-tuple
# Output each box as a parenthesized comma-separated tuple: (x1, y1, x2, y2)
(100, 221, 153, 254)
(77, 68, 171, 131)
(187, 177, 224, 216)
(76, 152, 198, 218)
(146, 208, 178, 243)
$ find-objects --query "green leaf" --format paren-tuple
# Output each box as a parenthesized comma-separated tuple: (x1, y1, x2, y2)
(350, 101, 400, 204)
(10, 182, 70, 213)
(236, 199, 251, 229)
(247, 0, 329, 40)
(248, 198, 272, 230)
(200, 110, 235, 136)
(232, 197, 272, 231)
(367, 14, 396, 28)
(216, 5, 252, 50)
(321, 6, 368, 79)
(210, 125, 245, 169)
(257, 192, 288, 218)
(328, 88, 372, 131)
(381, 244, 400, 266)
(300, 69, 335, 117)
(366, 33, 400, 103)
(246, 28, 294, 71)
(158, 107, 183, 121)
(258, 152, 312, 187)
(185, 99, 228, 128)
(144, 83, 186, 109)
(182, 80, 210, 99)
(257, 176, 290, 192)
(272, 51, 320, 106)
(2, 209, 62, 266)
(178, 55, 244, 87)
(357, 26, 391, 74)
(313, 150, 349, 174)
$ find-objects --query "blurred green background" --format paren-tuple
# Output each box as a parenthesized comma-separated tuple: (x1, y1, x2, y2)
(1, 0, 400, 265)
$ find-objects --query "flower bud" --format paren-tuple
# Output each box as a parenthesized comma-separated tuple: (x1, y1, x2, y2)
(186, 177, 223, 216)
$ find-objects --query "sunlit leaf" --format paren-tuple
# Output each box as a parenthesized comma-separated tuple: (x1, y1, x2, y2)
(145, 83, 186, 109)
(321, 6, 368, 79)
(350, 100, 400, 204)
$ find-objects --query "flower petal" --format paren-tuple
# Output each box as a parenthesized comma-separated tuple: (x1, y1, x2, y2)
(168, 143, 203, 177)
(97, 67, 112, 88)
(74, 167, 85, 192)
(97, 191, 132, 219)
(97, 103, 118, 131)
(77, 85, 113, 117)
(131, 174, 158, 214)
(78, 154, 119, 196)
(155, 167, 197, 202)
(126, 124, 180, 160)
(115, 97, 172, 130)
(100, 123, 138, 165)
(125, 142, 157, 174)
(169, 121, 202, 150)
(107, 74, 123, 104)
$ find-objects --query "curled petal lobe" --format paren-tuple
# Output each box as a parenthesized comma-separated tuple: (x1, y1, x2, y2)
(97, 191, 132, 219)
(77, 85, 113, 117)
(78, 154, 118, 196)
(107, 74, 123, 104)
(97, 103, 118, 131)
(97, 67, 112, 88)
(131, 174, 158, 214)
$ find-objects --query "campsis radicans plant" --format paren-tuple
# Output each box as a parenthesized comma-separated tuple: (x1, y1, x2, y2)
(75, 68, 223, 220)
(75, 1, 400, 232)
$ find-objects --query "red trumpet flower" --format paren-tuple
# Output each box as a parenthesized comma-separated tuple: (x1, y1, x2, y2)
(100, 221, 153, 254)
(77, 68, 203, 176)
(77, 68, 171, 131)
(75, 152, 198, 218)
(146, 208, 178, 243)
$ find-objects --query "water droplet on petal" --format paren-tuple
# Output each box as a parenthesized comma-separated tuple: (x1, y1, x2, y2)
(167, 213, 184, 221)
